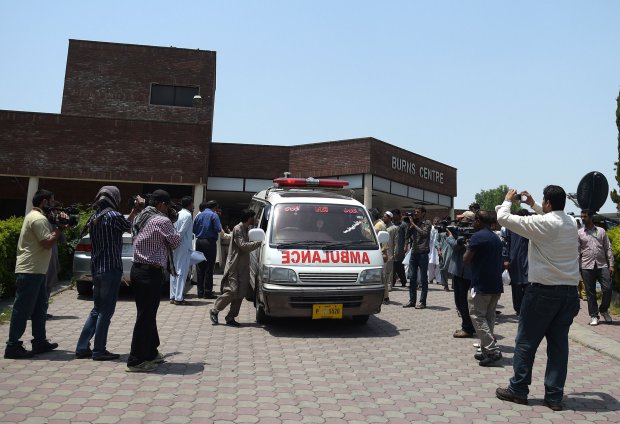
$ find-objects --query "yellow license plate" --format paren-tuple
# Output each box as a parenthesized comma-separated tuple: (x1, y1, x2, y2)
(312, 303, 343, 319)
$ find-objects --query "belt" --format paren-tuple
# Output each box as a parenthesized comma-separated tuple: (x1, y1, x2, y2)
(531, 283, 574, 290)
(134, 262, 162, 270)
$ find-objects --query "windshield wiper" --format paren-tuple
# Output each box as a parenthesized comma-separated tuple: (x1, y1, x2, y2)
(320, 240, 376, 249)
(276, 241, 326, 249)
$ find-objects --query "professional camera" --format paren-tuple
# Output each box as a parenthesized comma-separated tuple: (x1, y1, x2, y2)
(45, 206, 80, 227)
(449, 221, 476, 245)
(435, 219, 452, 233)
(128, 194, 148, 209)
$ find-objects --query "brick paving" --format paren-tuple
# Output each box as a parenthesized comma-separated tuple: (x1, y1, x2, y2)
(1, 279, 619, 423)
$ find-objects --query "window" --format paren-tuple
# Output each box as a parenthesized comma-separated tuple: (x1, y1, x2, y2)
(150, 84, 199, 107)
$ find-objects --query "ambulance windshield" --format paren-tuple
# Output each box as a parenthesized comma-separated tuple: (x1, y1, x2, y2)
(270, 203, 377, 248)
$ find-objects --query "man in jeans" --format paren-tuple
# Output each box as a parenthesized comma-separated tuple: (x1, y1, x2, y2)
(5, 189, 64, 359)
(403, 207, 431, 309)
(76, 186, 140, 360)
(463, 211, 504, 366)
(578, 210, 614, 326)
(495, 186, 580, 411)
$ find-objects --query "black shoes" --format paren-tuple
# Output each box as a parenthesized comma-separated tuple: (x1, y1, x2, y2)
(92, 351, 121, 361)
(403, 302, 415, 308)
(478, 352, 502, 366)
(225, 319, 241, 327)
(383, 298, 390, 305)
(496, 387, 528, 405)
(544, 399, 563, 411)
(31, 340, 58, 355)
(203, 293, 217, 299)
(4, 342, 34, 359)
(210, 309, 219, 325)
(75, 349, 93, 359)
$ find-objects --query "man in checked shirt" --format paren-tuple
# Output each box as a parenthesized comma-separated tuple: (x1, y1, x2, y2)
(127, 189, 181, 372)
(579, 210, 615, 326)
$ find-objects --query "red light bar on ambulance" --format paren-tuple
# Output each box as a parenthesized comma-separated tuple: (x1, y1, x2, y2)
(273, 177, 349, 188)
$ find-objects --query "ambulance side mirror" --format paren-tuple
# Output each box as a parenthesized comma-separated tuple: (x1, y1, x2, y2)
(249, 228, 265, 242)
(377, 231, 389, 244)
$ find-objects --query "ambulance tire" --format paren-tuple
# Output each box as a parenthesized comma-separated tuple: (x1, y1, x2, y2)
(351, 315, 369, 324)
(256, 303, 270, 324)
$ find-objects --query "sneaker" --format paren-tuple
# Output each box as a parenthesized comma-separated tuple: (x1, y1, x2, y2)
(125, 361, 158, 373)
(4, 342, 34, 359)
(210, 309, 219, 325)
(453, 329, 473, 338)
(225, 319, 241, 327)
(92, 351, 120, 361)
(402, 302, 415, 308)
(31, 340, 58, 355)
(414, 303, 426, 309)
(148, 351, 165, 364)
(496, 387, 528, 405)
(479, 352, 502, 366)
(473, 342, 481, 348)
(601, 312, 613, 323)
(75, 349, 93, 359)
(383, 298, 390, 305)
(589, 316, 599, 326)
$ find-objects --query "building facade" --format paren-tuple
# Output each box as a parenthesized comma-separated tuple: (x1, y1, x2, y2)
(0, 39, 457, 225)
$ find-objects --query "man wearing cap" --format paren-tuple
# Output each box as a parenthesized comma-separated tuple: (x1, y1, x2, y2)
(76, 186, 140, 361)
(127, 189, 181, 372)
(193, 200, 222, 299)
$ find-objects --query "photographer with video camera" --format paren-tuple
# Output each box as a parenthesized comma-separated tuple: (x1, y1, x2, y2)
(403, 206, 432, 309)
(75, 186, 141, 361)
(126, 189, 181, 372)
(4, 189, 66, 359)
(447, 211, 476, 339)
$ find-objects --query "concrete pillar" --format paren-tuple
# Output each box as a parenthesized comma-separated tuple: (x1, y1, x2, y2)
(363, 173, 373, 209)
(25, 176, 39, 215)
(193, 184, 205, 218)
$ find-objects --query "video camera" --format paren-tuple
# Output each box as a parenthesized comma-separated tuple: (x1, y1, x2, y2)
(128, 193, 180, 223)
(436, 219, 475, 245)
(45, 206, 80, 227)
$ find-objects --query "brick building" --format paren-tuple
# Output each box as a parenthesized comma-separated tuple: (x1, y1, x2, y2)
(0, 39, 457, 224)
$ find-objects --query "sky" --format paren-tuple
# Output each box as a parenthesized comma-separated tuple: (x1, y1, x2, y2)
(1, 1, 620, 214)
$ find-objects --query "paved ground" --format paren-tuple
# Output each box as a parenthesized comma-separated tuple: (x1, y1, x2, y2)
(1, 279, 619, 423)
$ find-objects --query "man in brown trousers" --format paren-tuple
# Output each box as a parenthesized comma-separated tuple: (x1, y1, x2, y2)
(210, 209, 262, 326)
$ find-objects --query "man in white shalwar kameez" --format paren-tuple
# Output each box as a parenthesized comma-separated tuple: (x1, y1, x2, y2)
(170, 197, 194, 304)
(428, 217, 443, 285)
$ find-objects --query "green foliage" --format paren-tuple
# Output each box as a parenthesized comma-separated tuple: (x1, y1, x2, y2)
(58, 207, 92, 280)
(606, 226, 620, 293)
(610, 91, 620, 211)
(474, 185, 520, 213)
(0, 216, 24, 298)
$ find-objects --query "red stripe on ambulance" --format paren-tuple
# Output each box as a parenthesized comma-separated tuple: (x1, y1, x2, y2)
(281, 250, 371, 265)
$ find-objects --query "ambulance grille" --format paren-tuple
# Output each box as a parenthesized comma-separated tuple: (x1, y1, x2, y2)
(297, 273, 359, 285)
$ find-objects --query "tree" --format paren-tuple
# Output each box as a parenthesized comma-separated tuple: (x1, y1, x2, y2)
(474, 185, 520, 213)
(610, 91, 620, 212)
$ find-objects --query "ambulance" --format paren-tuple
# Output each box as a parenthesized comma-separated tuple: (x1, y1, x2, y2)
(247, 177, 389, 324)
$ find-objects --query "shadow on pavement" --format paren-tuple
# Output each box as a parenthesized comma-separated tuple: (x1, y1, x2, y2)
(154, 362, 205, 375)
(46, 315, 79, 320)
(263, 314, 400, 338)
(566, 392, 620, 412)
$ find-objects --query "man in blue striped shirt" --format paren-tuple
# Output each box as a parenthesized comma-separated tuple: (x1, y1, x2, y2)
(76, 186, 140, 361)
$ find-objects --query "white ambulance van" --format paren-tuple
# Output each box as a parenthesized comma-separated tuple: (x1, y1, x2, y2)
(247, 177, 389, 324)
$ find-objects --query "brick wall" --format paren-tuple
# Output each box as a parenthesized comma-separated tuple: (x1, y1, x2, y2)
(290, 139, 372, 177)
(0, 111, 209, 184)
(209, 143, 290, 178)
(61, 39, 216, 132)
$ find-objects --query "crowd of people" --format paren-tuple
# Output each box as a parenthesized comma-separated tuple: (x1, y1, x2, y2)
(3, 183, 616, 409)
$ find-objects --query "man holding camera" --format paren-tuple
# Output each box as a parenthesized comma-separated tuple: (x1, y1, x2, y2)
(463, 211, 504, 366)
(127, 189, 181, 372)
(75, 186, 140, 361)
(5, 190, 64, 359)
(495, 187, 580, 411)
(403, 206, 432, 309)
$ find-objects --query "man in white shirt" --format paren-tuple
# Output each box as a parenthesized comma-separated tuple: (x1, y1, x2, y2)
(494, 186, 580, 412)
(170, 196, 194, 304)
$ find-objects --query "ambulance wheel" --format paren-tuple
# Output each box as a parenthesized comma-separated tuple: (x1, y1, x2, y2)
(352, 315, 369, 324)
(256, 303, 269, 324)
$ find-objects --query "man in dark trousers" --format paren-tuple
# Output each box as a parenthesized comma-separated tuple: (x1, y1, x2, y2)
(193, 200, 222, 299)
(503, 209, 530, 315)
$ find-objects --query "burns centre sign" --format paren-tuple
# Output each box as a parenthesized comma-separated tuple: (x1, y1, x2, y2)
(391, 156, 444, 184)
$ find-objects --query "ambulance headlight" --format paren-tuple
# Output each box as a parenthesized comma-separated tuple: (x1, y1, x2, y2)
(264, 266, 298, 284)
(359, 268, 383, 284)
